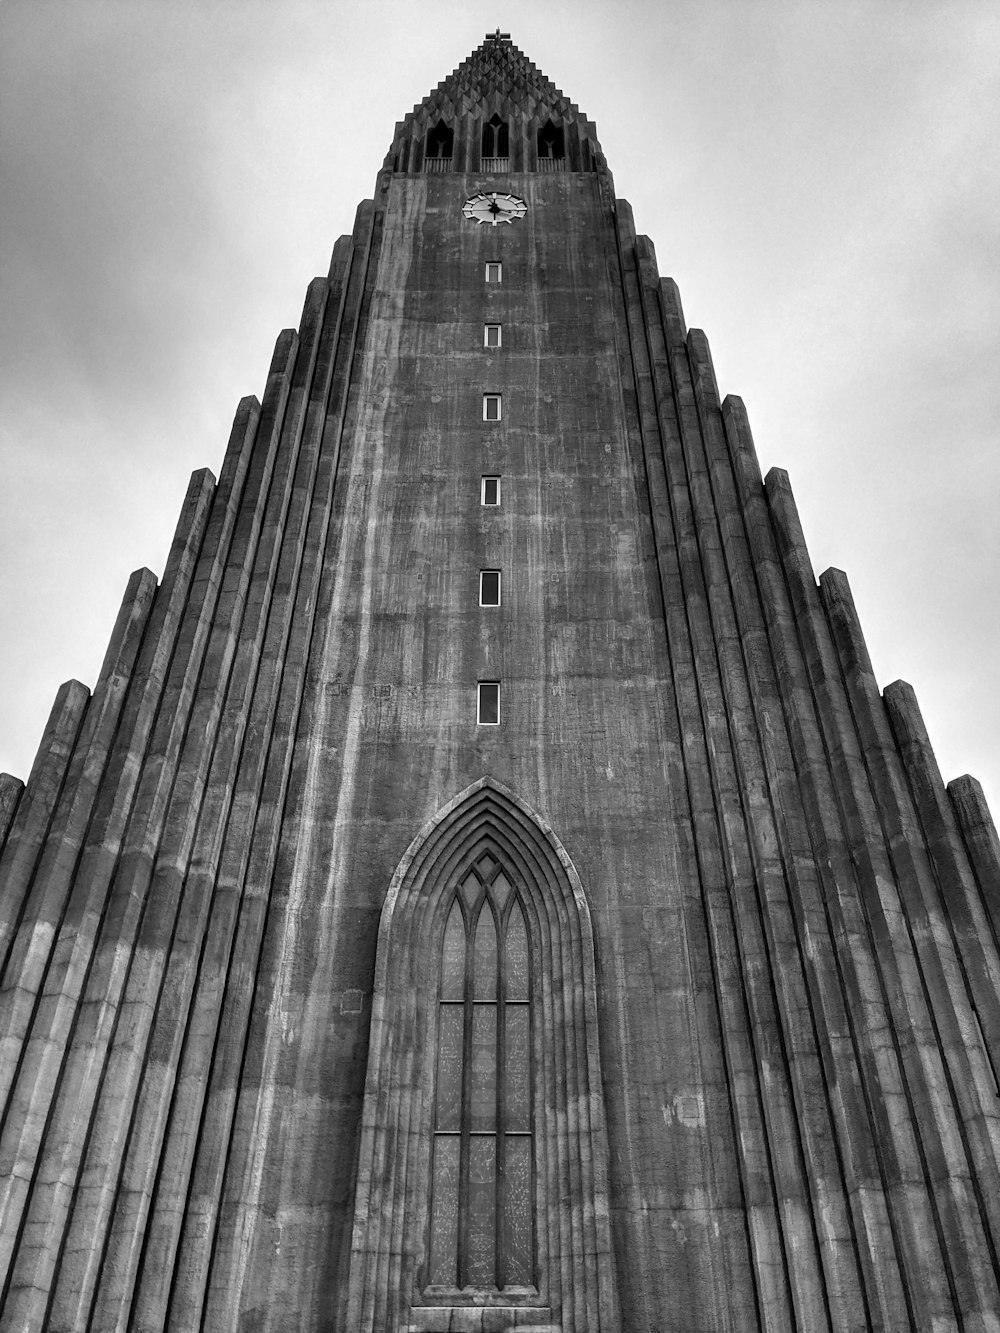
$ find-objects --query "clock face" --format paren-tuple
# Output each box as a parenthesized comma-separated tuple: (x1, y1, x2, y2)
(462, 192, 527, 227)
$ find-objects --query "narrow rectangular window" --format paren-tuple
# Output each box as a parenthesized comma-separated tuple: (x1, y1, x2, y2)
(485, 262, 502, 283)
(483, 394, 501, 421)
(477, 682, 500, 726)
(484, 324, 501, 348)
(481, 475, 500, 506)
(479, 570, 501, 606)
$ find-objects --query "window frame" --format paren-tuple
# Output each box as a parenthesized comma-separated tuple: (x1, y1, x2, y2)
(479, 570, 501, 607)
(482, 394, 502, 422)
(477, 681, 501, 726)
(485, 262, 502, 284)
(428, 870, 533, 1292)
(484, 323, 502, 349)
(481, 475, 501, 507)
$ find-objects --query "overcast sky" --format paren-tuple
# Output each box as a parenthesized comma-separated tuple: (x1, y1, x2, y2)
(2, 0, 999, 820)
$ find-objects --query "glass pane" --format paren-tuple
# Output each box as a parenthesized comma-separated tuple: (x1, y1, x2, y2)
(436, 1004, 464, 1130)
(480, 570, 500, 606)
(505, 900, 529, 1001)
(429, 1135, 460, 1285)
(470, 1004, 497, 1131)
(482, 476, 500, 506)
(502, 1136, 532, 1286)
(467, 1136, 497, 1287)
(474, 909, 497, 999)
(478, 682, 500, 725)
(491, 870, 512, 914)
(441, 901, 465, 1001)
(504, 1005, 529, 1131)
(459, 871, 479, 914)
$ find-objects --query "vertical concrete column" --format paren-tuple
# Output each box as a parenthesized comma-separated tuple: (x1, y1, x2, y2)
(885, 688, 1000, 1056)
(0, 567, 157, 1088)
(611, 207, 789, 1332)
(690, 351, 908, 1329)
(817, 564, 1000, 1323)
(0, 776, 21, 851)
(949, 775, 1000, 938)
(38, 386, 267, 1330)
(163, 233, 362, 1332)
(82, 295, 321, 1330)
(202, 203, 382, 1331)
(723, 400, 948, 1328)
(664, 309, 868, 1329)
(128, 271, 344, 1328)
(0, 682, 89, 970)
(883, 681, 1000, 1167)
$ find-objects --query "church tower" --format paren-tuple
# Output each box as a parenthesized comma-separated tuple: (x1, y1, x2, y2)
(2, 34, 1000, 1333)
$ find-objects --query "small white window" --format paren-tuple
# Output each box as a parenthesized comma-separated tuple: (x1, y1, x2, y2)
(479, 570, 501, 606)
(484, 323, 501, 348)
(485, 262, 502, 283)
(483, 394, 501, 421)
(481, 475, 500, 506)
(478, 681, 500, 725)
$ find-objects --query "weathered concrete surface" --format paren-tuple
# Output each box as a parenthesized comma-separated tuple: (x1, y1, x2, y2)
(1, 34, 999, 1333)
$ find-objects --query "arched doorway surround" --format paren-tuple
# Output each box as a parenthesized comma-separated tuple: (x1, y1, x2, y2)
(346, 778, 619, 1332)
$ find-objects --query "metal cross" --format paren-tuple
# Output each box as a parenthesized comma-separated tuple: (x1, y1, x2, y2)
(487, 28, 511, 41)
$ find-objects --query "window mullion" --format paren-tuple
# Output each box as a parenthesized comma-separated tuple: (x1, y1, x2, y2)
(458, 913, 475, 1288)
(495, 899, 507, 1290)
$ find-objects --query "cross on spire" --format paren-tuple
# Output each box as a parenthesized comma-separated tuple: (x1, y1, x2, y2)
(486, 28, 511, 41)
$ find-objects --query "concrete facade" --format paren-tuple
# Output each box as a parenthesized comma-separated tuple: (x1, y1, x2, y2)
(1, 35, 1000, 1332)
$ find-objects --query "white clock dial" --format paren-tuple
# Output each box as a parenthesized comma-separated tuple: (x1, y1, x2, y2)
(462, 192, 528, 226)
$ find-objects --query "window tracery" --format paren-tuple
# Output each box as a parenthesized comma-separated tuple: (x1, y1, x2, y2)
(429, 858, 532, 1291)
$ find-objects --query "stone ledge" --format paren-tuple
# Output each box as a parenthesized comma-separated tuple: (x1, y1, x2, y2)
(406, 1307, 554, 1332)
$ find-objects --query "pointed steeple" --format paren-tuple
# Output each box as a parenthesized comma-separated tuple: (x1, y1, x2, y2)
(382, 35, 607, 176)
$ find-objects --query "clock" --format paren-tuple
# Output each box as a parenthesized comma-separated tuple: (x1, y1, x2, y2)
(462, 191, 527, 227)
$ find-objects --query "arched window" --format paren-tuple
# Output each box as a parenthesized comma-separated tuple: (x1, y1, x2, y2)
(481, 114, 510, 161)
(429, 858, 532, 1291)
(425, 120, 454, 160)
(346, 779, 619, 1333)
(537, 120, 565, 163)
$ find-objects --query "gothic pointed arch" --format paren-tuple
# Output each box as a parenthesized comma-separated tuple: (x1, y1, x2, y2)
(346, 778, 619, 1333)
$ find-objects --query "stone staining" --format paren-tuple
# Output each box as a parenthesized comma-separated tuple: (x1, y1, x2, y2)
(1, 29, 1000, 1333)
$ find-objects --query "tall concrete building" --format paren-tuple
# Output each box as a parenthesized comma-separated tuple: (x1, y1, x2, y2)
(2, 33, 1000, 1333)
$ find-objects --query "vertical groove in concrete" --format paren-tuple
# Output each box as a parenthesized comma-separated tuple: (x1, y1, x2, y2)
(817, 560, 1000, 1322)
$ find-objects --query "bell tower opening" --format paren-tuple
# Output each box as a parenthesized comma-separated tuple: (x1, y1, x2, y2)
(425, 119, 454, 171)
(481, 113, 510, 169)
(537, 119, 565, 170)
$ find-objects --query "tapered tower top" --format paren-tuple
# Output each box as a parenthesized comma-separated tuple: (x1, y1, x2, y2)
(382, 33, 608, 175)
